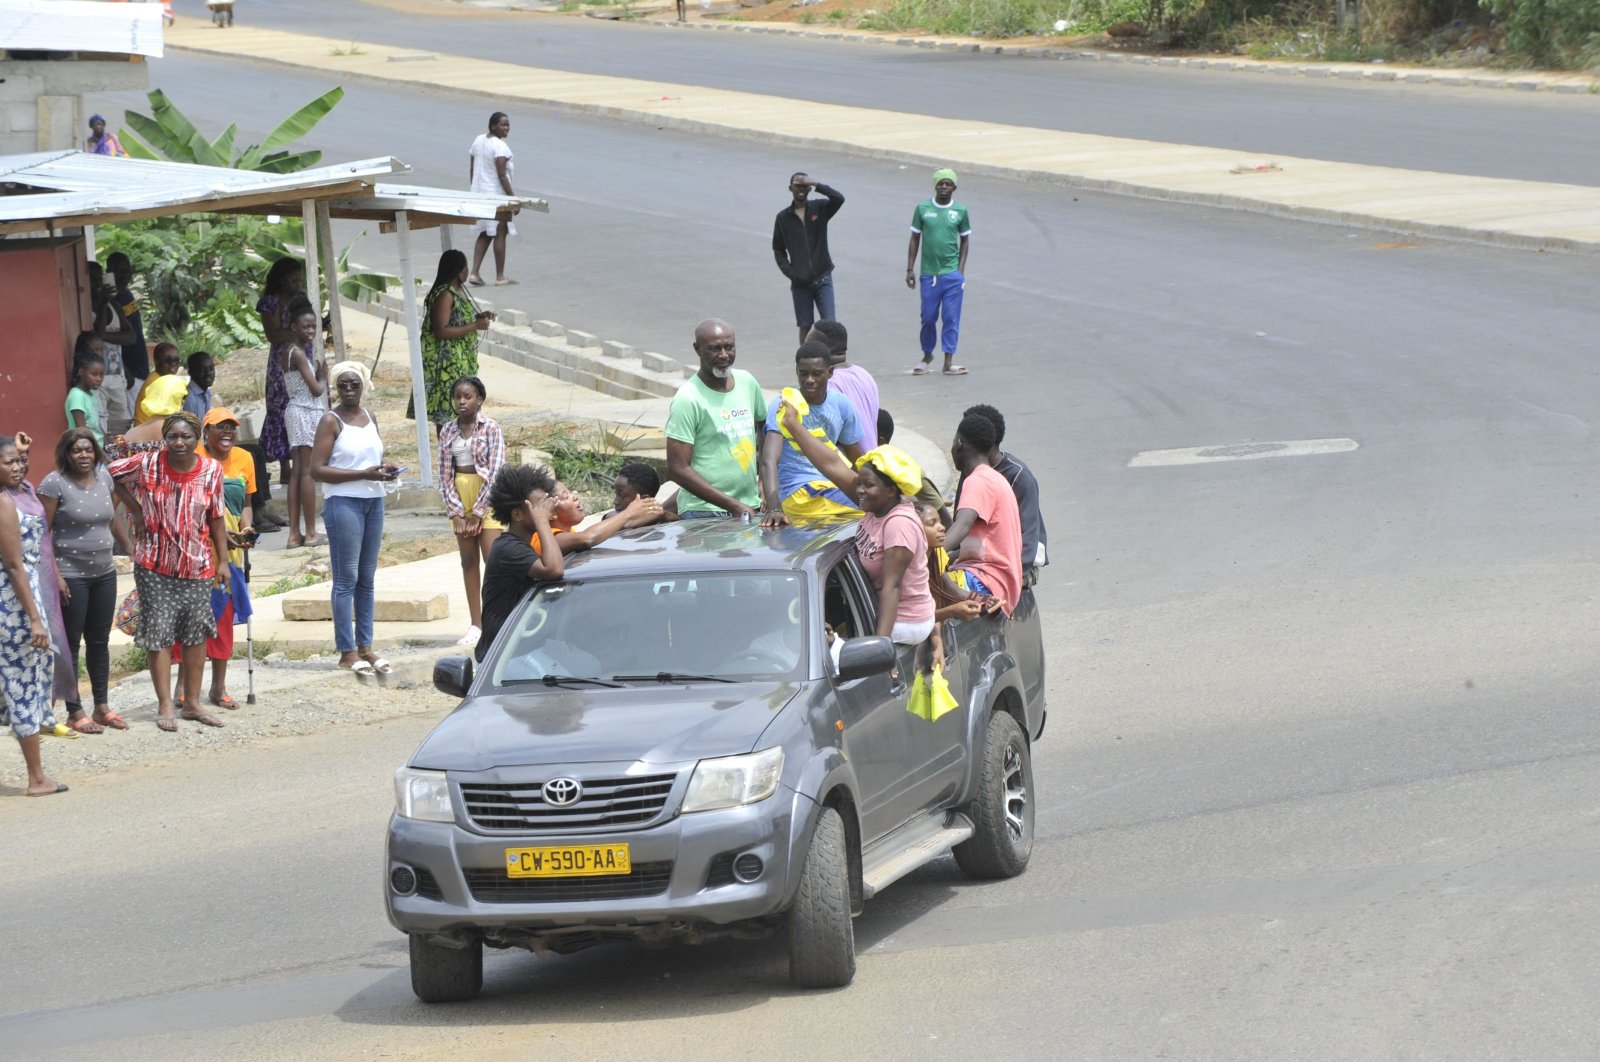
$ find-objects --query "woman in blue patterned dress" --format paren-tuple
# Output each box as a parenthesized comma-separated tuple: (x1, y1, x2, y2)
(0, 435, 67, 797)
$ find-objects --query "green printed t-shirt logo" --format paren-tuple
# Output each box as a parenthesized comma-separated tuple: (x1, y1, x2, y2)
(911, 199, 969, 277)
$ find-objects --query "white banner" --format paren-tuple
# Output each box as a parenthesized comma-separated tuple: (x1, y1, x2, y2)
(0, 0, 165, 59)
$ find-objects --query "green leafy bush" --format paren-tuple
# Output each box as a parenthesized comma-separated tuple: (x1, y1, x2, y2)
(1478, 0, 1600, 65)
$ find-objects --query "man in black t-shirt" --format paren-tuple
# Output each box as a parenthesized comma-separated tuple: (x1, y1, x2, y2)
(105, 252, 149, 397)
(477, 465, 566, 662)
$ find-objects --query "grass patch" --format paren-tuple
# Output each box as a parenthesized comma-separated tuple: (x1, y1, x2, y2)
(258, 571, 323, 597)
(860, 0, 1075, 37)
(328, 41, 365, 56)
(538, 423, 633, 496)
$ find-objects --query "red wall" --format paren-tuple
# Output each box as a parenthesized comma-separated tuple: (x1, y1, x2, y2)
(0, 236, 86, 484)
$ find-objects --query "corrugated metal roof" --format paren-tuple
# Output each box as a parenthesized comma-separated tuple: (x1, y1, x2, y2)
(0, 152, 407, 232)
(0, 0, 165, 58)
(0, 151, 548, 233)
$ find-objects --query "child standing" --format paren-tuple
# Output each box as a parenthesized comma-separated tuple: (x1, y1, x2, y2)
(283, 300, 328, 548)
(436, 376, 505, 648)
(65, 350, 106, 449)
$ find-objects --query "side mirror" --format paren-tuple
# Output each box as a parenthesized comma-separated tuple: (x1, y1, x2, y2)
(433, 655, 474, 698)
(835, 635, 898, 682)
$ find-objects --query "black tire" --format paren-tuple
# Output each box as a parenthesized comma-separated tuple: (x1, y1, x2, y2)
(787, 807, 856, 988)
(953, 711, 1035, 880)
(409, 933, 484, 1003)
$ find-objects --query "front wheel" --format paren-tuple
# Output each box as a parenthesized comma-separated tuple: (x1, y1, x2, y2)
(953, 711, 1034, 879)
(787, 807, 856, 988)
(409, 933, 483, 1003)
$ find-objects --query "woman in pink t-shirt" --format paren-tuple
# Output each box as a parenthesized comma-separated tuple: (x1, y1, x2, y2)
(776, 402, 940, 668)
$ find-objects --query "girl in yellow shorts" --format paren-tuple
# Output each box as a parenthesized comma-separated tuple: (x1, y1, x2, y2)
(436, 375, 506, 648)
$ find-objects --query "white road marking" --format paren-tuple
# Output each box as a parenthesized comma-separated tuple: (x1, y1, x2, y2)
(1128, 438, 1359, 467)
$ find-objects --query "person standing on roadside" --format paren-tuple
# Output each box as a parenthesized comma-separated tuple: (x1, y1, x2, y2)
(85, 263, 132, 436)
(64, 349, 106, 450)
(468, 112, 517, 287)
(437, 376, 505, 650)
(105, 253, 149, 398)
(772, 173, 845, 344)
(410, 249, 492, 430)
(0, 435, 67, 796)
(40, 428, 136, 733)
(310, 362, 402, 678)
(257, 256, 306, 529)
(665, 319, 768, 521)
(808, 320, 879, 450)
(906, 168, 970, 377)
(109, 412, 231, 733)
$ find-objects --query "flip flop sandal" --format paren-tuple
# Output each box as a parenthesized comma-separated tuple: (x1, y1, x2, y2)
(494, 278, 519, 286)
(182, 712, 225, 728)
(156, 717, 179, 733)
(910, 363, 932, 376)
(45, 723, 79, 739)
(93, 711, 129, 731)
(210, 695, 240, 711)
(368, 657, 393, 675)
(27, 783, 69, 797)
(467, 275, 487, 287)
(343, 660, 377, 677)
(942, 365, 969, 376)
(69, 716, 104, 735)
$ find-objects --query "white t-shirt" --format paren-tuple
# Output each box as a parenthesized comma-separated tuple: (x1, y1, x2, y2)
(469, 133, 513, 195)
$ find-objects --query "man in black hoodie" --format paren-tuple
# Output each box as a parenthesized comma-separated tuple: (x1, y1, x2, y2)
(772, 173, 845, 343)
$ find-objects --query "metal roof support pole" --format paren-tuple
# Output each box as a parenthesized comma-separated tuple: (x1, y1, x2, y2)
(439, 225, 453, 252)
(395, 209, 434, 489)
(300, 198, 322, 330)
(315, 200, 345, 360)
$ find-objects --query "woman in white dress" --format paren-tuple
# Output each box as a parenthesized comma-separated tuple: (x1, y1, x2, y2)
(468, 111, 517, 287)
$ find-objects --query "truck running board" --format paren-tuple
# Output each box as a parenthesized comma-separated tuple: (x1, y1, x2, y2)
(860, 813, 974, 900)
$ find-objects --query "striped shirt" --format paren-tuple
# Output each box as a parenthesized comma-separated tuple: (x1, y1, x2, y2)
(109, 450, 226, 580)
(437, 415, 506, 519)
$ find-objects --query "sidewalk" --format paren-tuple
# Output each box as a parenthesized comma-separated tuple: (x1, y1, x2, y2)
(166, 20, 1600, 253)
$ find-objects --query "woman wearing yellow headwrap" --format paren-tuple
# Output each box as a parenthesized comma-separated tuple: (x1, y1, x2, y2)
(775, 399, 941, 672)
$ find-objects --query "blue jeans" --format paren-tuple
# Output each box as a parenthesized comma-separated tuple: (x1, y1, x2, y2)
(791, 273, 836, 330)
(918, 271, 964, 357)
(323, 494, 384, 652)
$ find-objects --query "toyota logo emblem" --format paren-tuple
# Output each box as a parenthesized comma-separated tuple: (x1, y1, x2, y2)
(542, 777, 583, 807)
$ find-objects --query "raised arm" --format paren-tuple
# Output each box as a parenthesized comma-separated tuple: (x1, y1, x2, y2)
(550, 496, 655, 554)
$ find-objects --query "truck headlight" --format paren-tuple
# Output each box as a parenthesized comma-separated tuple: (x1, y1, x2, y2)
(681, 747, 785, 814)
(394, 767, 454, 823)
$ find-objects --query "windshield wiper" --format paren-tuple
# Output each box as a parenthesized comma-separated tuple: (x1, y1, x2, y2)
(613, 672, 736, 684)
(499, 675, 622, 689)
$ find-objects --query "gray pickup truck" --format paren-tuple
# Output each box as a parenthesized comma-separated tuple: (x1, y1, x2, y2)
(388, 519, 1046, 1002)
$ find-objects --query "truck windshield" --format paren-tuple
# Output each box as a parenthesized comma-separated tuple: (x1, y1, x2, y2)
(487, 573, 807, 687)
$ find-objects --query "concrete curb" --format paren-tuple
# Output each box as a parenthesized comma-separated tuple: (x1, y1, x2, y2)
(647, 18, 1600, 96)
(352, 291, 691, 400)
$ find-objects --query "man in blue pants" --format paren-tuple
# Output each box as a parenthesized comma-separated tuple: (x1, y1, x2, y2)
(905, 168, 970, 376)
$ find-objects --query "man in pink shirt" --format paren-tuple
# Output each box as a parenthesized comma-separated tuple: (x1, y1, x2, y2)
(808, 320, 880, 450)
(945, 412, 1022, 615)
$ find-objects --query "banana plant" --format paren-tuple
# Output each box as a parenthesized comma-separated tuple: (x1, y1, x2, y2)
(119, 87, 344, 173)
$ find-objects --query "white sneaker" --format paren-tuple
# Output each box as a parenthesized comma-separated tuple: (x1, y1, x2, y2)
(457, 625, 481, 648)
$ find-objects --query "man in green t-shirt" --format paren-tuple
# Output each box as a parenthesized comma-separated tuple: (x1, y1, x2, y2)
(905, 167, 971, 377)
(665, 318, 770, 520)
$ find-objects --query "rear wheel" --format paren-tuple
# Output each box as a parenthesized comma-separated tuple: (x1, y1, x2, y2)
(787, 807, 856, 988)
(409, 933, 483, 1003)
(953, 711, 1034, 879)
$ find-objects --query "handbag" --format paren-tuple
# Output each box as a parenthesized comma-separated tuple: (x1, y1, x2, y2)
(114, 589, 139, 637)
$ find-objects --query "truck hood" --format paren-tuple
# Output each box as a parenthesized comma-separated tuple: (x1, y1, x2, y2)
(410, 682, 803, 772)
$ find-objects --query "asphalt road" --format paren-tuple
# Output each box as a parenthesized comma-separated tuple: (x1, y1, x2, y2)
(11, 37, 1598, 1059)
(220, 0, 1600, 186)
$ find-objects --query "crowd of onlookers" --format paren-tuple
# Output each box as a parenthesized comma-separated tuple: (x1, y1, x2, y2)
(4, 134, 1041, 799)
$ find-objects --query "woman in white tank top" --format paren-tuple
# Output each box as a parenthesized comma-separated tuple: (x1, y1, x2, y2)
(309, 361, 400, 676)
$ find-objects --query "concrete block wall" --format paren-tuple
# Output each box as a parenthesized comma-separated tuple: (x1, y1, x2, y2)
(0, 60, 148, 154)
(351, 291, 692, 401)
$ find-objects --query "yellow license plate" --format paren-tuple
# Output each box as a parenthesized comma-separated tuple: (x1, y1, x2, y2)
(504, 844, 632, 879)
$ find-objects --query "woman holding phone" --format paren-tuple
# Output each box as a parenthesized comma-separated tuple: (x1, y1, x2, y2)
(409, 250, 493, 431)
(311, 361, 400, 677)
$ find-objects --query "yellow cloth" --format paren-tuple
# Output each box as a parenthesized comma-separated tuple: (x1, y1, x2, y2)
(781, 481, 860, 521)
(854, 445, 923, 497)
(133, 374, 188, 425)
(776, 387, 811, 439)
(454, 472, 504, 531)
